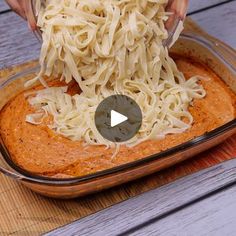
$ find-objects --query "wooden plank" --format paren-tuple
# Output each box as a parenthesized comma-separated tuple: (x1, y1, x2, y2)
(189, 0, 227, 13)
(0, 2, 235, 70)
(0, 1, 9, 12)
(129, 185, 236, 236)
(0, 0, 223, 14)
(0, 12, 40, 70)
(0, 2, 235, 235)
(0, 0, 225, 14)
(191, 1, 236, 48)
(44, 159, 236, 236)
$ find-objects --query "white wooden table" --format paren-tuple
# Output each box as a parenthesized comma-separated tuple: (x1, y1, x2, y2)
(45, 160, 236, 236)
(0, 0, 235, 235)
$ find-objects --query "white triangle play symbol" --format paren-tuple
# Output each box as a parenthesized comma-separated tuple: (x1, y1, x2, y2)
(111, 110, 128, 128)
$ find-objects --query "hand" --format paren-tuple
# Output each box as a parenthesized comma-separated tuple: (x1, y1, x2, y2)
(6, 0, 189, 31)
(5, 0, 37, 30)
(166, 0, 189, 29)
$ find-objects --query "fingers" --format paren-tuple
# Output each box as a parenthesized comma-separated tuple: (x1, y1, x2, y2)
(177, 0, 189, 19)
(5, 0, 26, 19)
(167, 0, 189, 19)
(22, 0, 37, 30)
(165, 0, 189, 30)
(6, 0, 37, 30)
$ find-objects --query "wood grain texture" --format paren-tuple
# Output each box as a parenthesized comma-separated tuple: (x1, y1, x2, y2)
(0, 117, 235, 234)
(0, 1, 236, 70)
(0, 12, 40, 69)
(0, 0, 224, 14)
(189, 0, 225, 13)
(0, 1, 9, 12)
(130, 185, 236, 236)
(44, 160, 236, 236)
(0, 3, 235, 236)
(191, 1, 236, 48)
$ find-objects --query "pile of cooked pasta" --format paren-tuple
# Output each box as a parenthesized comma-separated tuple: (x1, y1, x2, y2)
(26, 0, 206, 147)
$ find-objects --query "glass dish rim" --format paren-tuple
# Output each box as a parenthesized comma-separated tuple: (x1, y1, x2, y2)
(0, 32, 236, 186)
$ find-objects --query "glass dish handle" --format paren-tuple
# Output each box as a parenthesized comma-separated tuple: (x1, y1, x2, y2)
(0, 154, 24, 180)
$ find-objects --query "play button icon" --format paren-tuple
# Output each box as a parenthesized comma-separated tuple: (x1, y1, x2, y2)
(111, 110, 128, 127)
(95, 95, 142, 143)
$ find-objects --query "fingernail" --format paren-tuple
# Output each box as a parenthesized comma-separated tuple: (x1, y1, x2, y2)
(28, 21, 32, 31)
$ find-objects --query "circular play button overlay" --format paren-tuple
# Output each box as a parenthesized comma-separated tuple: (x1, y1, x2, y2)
(95, 95, 142, 143)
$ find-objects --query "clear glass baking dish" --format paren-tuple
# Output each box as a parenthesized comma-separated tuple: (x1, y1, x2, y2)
(0, 30, 236, 199)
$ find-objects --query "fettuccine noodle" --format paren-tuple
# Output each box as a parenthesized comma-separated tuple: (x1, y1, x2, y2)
(26, 0, 206, 148)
